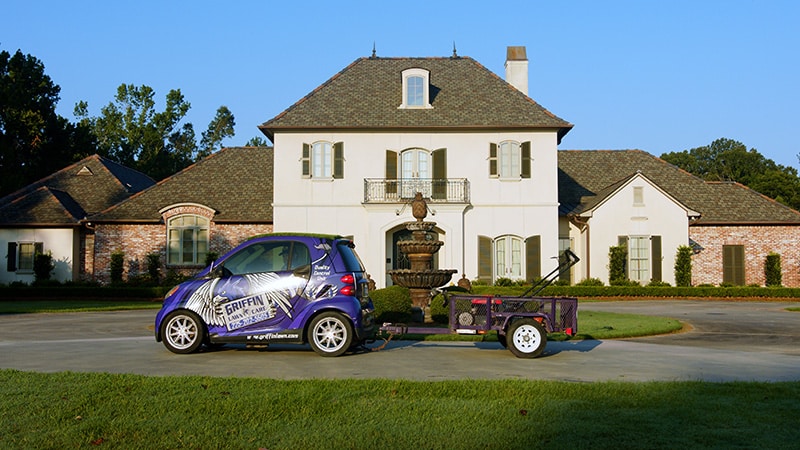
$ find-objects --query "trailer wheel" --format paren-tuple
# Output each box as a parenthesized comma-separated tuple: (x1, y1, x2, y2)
(507, 319, 546, 358)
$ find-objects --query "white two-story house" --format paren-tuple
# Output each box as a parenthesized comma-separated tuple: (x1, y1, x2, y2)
(259, 47, 574, 288)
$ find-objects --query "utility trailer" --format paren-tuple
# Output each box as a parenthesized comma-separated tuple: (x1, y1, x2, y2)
(378, 250, 579, 358)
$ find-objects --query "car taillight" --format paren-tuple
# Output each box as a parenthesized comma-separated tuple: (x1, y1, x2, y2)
(340, 274, 355, 296)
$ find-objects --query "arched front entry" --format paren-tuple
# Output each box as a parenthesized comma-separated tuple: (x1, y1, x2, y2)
(385, 225, 442, 286)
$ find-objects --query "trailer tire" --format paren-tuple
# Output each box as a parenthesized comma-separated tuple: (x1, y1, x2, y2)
(507, 319, 546, 358)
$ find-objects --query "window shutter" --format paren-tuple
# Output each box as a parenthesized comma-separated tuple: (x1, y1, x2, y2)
(525, 235, 541, 282)
(651, 235, 662, 282)
(521, 141, 531, 178)
(386, 150, 398, 195)
(34, 242, 43, 255)
(723, 245, 745, 285)
(333, 142, 344, 179)
(489, 143, 498, 177)
(301, 143, 310, 177)
(432, 148, 447, 199)
(618, 236, 629, 277)
(7, 242, 17, 272)
(478, 236, 492, 282)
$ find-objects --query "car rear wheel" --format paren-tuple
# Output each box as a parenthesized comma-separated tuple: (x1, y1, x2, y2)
(162, 310, 205, 354)
(308, 312, 353, 357)
(507, 318, 546, 358)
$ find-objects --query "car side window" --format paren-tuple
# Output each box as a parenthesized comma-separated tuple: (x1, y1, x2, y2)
(221, 241, 311, 275)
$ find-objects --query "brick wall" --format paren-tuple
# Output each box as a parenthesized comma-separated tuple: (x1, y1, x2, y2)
(88, 222, 273, 284)
(690, 225, 800, 287)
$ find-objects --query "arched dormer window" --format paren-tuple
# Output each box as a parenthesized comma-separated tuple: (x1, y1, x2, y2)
(399, 68, 433, 109)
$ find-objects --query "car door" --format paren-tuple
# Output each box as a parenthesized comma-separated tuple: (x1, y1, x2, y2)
(211, 240, 311, 335)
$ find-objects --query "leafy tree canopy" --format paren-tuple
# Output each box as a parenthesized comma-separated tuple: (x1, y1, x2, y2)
(0, 48, 94, 196)
(661, 138, 800, 210)
(75, 84, 235, 180)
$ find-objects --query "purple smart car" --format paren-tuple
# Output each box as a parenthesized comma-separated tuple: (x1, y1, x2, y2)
(155, 233, 375, 357)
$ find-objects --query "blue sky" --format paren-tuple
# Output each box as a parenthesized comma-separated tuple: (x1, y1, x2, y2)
(4, 1, 799, 169)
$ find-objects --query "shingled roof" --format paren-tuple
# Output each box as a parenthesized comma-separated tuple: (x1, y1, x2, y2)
(91, 147, 273, 223)
(558, 150, 800, 225)
(0, 154, 154, 226)
(259, 56, 573, 142)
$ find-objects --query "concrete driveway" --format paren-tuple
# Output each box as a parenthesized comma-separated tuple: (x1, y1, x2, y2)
(1, 300, 798, 382)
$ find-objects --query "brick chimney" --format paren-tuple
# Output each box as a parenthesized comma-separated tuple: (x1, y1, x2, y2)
(504, 46, 528, 96)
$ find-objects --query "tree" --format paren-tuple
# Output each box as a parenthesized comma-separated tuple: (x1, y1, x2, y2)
(0, 48, 94, 196)
(76, 84, 235, 180)
(245, 136, 270, 147)
(662, 138, 800, 211)
(198, 106, 235, 158)
(674, 245, 693, 287)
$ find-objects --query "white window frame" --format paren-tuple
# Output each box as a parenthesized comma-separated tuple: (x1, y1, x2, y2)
(16, 242, 39, 273)
(494, 235, 524, 280)
(628, 236, 650, 283)
(399, 68, 433, 109)
(312, 141, 333, 178)
(498, 140, 521, 179)
(167, 215, 209, 266)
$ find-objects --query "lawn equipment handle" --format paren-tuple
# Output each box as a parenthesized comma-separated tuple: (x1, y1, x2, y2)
(520, 249, 580, 298)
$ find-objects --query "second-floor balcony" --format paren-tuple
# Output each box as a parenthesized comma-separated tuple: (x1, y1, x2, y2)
(363, 178, 470, 204)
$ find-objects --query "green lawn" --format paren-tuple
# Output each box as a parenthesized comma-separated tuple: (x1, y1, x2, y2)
(1, 370, 798, 449)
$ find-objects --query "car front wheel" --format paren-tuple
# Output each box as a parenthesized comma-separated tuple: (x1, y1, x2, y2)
(308, 312, 353, 357)
(161, 310, 205, 354)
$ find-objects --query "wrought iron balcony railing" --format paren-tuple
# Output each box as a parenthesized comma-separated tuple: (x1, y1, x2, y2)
(363, 178, 470, 204)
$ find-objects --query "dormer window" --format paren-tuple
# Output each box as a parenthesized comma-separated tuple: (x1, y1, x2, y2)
(399, 68, 433, 109)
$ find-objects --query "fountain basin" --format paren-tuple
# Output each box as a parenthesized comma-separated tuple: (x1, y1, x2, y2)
(388, 269, 457, 289)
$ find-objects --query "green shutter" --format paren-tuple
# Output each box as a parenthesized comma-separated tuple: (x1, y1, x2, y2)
(521, 141, 531, 178)
(489, 143, 498, 177)
(7, 242, 17, 272)
(386, 150, 398, 195)
(301, 143, 310, 177)
(651, 235, 662, 282)
(618, 236, 629, 278)
(333, 142, 344, 179)
(723, 245, 745, 285)
(432, 148, 446, 199)
(478, 236, 492, 282)
(525, 235, 541, 282)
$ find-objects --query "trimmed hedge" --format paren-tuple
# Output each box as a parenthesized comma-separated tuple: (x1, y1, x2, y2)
(472, 285, 800, 299)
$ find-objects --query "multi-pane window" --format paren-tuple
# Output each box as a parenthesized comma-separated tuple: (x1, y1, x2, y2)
(167, 215, 209, 265)
(312, 141, 332, 178)
(400, 68, 431, 109)
(499, 141, 520, 179)
(407, 76, 424, 106)
(628, 236, 650, 283)
(489, 141, 531, 179)
(495, 235, 523, 280)
(301, 141, 344, 179)
(17, 243, 39, 272)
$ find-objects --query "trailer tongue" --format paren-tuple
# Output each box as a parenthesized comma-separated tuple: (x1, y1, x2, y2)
(378, 250, 580, 358)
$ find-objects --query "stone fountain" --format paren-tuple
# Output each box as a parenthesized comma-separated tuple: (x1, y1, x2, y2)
(388, 192, 457, 323)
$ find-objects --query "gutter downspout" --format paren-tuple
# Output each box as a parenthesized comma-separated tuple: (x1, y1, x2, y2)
(569, 214, 590, 279)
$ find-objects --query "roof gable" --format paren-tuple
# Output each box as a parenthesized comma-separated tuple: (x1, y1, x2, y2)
(558, 150, 800, 224)
(259, 56, 572, 142)
(575, 172, 700, 218)
(0, 155, 155, 225)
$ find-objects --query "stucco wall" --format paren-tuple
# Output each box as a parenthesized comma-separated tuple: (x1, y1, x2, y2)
(1, 228, 77, 284)
(271, 131, 561, 287)
(690, 225, 800, 287)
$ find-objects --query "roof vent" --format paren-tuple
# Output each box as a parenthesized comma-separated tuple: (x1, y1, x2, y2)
(76, 166, 93, 176)
(505, 46, 529, 96)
